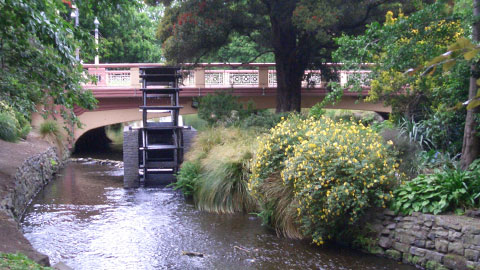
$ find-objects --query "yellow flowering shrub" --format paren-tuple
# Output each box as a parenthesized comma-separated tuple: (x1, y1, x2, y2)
(249, 115, 400, 245)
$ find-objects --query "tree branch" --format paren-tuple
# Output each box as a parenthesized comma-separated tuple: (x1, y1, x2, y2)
(241, 49, 274, 65)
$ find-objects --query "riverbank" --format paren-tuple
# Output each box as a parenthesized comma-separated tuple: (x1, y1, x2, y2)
(0, 133, 66, 266)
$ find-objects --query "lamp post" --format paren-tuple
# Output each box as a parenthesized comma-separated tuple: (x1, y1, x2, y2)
(94, 17, 100, 65)
(70, 4, 80, 61)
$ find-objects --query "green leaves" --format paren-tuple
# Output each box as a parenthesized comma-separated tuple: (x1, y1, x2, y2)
(425, 37, 479, 73)
(0, 0, 97, 137)
(392, 162, 480, 215)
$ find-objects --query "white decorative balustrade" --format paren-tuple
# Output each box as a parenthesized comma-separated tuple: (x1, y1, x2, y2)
(106, 70, 131, 86)
(83, 63, 370, 89)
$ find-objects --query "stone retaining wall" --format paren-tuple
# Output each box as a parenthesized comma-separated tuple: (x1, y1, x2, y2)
(368, 210, 480, 270)
(0, 145, 66, 267)
(0, 146, 63, 221)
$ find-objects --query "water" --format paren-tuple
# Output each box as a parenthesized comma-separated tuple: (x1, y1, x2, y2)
(22, 162, 414, 270)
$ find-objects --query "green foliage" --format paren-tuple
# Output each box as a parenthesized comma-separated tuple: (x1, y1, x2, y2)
(239, 110, 287, 131)
(380, 127, 421, 178)
(0, 112, 19, 142)
(308, 103, 326, 119)
(154, 0, 408, 111)
(392, 159, 480, 215)
(50, 159, 57, 167)
(39, 120, 62, 140)
(350, 224, 380, 253)
(0, 253, 53, 270)
(197, 92, 243, 126)
(171, 161, 201, 197)
(397, 117, 435, 150)
(182, 114, 208, 131)
(0, 101, 31, 141)
(180, 127, 258, 214)
(14, 112, 31, 139)
(204, 34, 275, 63)
(1, 0, 97, 137)
(77, 1, 163, 63)
(335, 2, 470, 136)
(249, 115, 399, 245)
(416, 150, 460, 172)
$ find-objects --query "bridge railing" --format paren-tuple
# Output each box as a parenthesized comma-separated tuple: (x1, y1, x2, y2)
(82, 63, 370, 89)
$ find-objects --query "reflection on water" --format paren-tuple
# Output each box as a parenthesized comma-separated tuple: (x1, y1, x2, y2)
(22, 162, 414, 270)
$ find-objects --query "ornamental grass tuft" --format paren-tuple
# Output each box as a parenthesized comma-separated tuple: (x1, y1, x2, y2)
(174, 127, 258, 214)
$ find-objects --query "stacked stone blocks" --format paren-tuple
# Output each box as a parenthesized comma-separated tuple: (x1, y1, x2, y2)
(369, 210, 480, 270)
(123, 128, 139, 188)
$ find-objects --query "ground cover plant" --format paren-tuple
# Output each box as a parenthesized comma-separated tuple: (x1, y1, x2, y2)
(392, 159, 480, 215)
(249, 115, 400, 245)
(0, 253, 52, 270)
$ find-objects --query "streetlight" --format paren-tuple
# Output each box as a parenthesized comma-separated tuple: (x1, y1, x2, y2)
(70, 4, 80, 61)
(94, 17, 100, 65)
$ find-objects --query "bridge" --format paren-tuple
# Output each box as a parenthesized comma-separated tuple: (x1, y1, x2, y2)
(43, 63, 390, 143)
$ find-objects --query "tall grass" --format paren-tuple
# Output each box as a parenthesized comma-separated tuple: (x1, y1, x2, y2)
(39, 120, 64, 154)
(258, 174, 303, 239)
(177, 127, 258, 214)
(39, 120, 61, 139)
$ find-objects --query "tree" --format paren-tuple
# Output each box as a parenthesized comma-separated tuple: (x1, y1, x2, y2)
(0, 0, 97, 134)
(334, 1, 471, 154)
(460, 0, 479, 168)
(75, 0, 163, 63)
(149, 0, 414, 112)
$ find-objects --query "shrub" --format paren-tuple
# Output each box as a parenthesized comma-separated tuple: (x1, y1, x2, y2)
(0, 111, 19, 142)
(240, 110, 287, 130)
(14, 111, 31, 139)
(380, 127, 421, 178)
(392, 159, 480, 215)
(197, 92, 243, 125)
(249, 115, 399, 245)
(0, 101, 31, 141)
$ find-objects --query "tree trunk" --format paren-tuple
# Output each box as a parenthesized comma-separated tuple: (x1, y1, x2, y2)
(460, 0, 480, 169)
(268, 0, 306, 113)
(274, 52, 304, 112)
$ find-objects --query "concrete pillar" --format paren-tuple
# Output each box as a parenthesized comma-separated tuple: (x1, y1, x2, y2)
(130, 67, 141, 88)
(258, 66, 269, 88)
(123, 127, 139, 188)
(194, 67, 205, 88)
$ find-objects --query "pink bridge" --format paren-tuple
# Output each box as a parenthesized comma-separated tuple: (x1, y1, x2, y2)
(68, 63, 389, 141)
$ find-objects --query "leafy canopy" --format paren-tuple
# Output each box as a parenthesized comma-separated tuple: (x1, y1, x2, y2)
(76, 0, 163, 63)
(0, 0, 97, 135)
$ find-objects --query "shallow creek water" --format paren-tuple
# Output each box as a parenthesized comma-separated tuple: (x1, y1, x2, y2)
(22, 162, 415, 270)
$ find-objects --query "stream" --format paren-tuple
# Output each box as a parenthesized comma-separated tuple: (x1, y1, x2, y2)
(21, 161, 415, 270)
